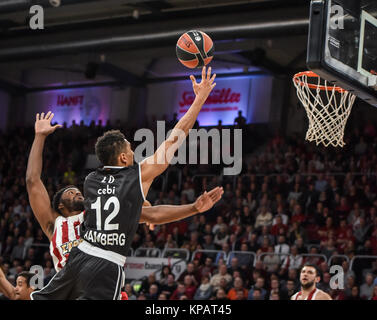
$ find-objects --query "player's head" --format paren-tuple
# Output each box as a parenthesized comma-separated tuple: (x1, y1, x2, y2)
(53, 185, 84, 217)
(95, 130, 134, 167)
(300, 263, 321, 290)
(15, 272, 34, 300)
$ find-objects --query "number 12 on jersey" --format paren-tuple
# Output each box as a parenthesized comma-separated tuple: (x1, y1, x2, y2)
(91, 196, 120, 231)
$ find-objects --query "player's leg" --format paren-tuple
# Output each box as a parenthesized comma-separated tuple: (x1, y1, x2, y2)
(30, 256, 76, 300)
(69, 249, 125, 300)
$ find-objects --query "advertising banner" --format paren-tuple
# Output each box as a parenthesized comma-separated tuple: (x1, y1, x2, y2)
(124, 257, 187, 280)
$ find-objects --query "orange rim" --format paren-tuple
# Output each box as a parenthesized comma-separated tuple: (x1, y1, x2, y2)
(293, 71, 347, 93)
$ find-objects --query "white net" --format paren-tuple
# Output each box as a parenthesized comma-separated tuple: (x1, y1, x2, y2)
(293, 71, 356, 147)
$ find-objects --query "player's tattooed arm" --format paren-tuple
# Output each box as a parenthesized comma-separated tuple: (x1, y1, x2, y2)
(140, 66, 216, 196)
(0, 266, 16, 300)
(26, 112, 62, 240)
(139, 186, 223, 225)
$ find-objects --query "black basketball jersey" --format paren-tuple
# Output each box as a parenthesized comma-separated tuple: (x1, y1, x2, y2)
(80, 163, 144, 257)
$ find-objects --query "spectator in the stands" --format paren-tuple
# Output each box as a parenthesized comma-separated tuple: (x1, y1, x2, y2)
(141, 273, 160, 295)
(213, 288, 228, 300)
(346, 285, 360, 300)
(210, 264, 232, 292)
(279, 245, 303, 277)
(263, 246, 280, 273)
(254, 206, 273, 230)
(247, 277, 266, 300)
(272, 205, 289, 226)
(227, 276, 248, 300)
(158, 265, 172, 286)
(234, 110, 247, 127)
(354, 217, 371, 245)
(214, 225, 229, 249)
(160, 273, 177, 299)
(183, 275, 197, 299)
(170, 283, 187, 300)
(178, 262, 199, 285)
(360, 273, 375, 300)
(274, 235, 290, 258)
(146, 284, 160, 300)
(194, 274, 213, 300)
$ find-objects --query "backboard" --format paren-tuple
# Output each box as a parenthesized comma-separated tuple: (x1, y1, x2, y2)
(307, 0, 377, 107)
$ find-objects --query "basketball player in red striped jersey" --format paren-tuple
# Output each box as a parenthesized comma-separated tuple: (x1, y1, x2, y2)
(26, 111, 223, 274)
(291, 264, 332, 300)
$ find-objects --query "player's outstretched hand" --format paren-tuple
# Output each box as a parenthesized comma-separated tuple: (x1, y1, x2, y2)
(35, 111, 62, 136)
(190, 66, 216, 100)
(194, 186, 224, 213)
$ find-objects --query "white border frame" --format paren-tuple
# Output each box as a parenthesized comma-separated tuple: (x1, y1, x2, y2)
(357, 10, 377, 78)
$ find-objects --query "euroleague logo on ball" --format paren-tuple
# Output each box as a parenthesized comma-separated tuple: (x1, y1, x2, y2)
(176, 30, 214, 69)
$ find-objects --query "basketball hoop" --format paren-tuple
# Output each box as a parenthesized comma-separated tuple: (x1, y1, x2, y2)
(292, 71, 356, 147)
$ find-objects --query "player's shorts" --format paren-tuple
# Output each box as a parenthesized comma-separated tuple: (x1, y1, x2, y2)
(30, 247, 125, 300)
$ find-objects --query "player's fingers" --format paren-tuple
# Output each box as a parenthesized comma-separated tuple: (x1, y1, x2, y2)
(210, 73, 216, 84)
(207, 187, 220, 196)
(53, 124, 63, 130)
(210, 189, 221, 200)
(190, 75, 196, 84)
(36, 113, 39, 121)
(211, 83, 216, 89)
(207, 66, 211, 80)
(202, 66, 206, 80)
(41, 112, 45, 119)
(46, 111, 52, 120)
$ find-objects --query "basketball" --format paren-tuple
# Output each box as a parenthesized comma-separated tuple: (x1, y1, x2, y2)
(176, 30, 214, 69)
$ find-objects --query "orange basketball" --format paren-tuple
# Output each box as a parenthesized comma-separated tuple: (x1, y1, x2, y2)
(176, 30, 214, 69)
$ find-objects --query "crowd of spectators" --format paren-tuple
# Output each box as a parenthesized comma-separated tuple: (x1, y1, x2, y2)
(1, 112, 377, 300)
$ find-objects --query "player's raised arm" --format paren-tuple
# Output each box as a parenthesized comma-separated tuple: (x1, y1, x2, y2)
(139, 186, 223, 225)
(26, 112, 62, 240)
(0, 266, 16, 300)
(140, 66, 216, 194)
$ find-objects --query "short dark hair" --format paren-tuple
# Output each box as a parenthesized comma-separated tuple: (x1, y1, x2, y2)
(95, 130, 127, 166)
(301, 263, 321, 278)
(52, 185, 77, 215)
(17, 272, 34, 287)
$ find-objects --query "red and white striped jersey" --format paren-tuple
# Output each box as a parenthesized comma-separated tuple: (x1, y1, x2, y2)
(50, 212, 84, 272)
(292, 288, 319, 300)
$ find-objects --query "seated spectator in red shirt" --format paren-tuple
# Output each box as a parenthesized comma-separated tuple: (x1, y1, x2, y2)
(178, 262, 200, 285)
(227, 276, 248, 300)
(318, 217, 335, 242)
(270, 215, 288, 236)
(338, 229, 356, 253)
(290, 204, 306, 225)
(197, 257, 215, 280)
(335, 197, 351, 220)
(170, 283, 187, 300)
(182, 275, 197, 299)
(257, 236, 271, 255)
(336, 219, 351, 238)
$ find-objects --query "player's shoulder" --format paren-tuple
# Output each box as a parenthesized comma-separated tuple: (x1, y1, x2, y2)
(290, 292, 299, 300)
(315, 289, 332, 300)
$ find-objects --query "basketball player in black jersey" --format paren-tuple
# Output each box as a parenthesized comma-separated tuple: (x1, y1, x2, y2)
(31, 66, 218, 299)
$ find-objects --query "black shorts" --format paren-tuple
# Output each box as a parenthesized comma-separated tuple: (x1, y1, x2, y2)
(30, 247, 125, 300)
